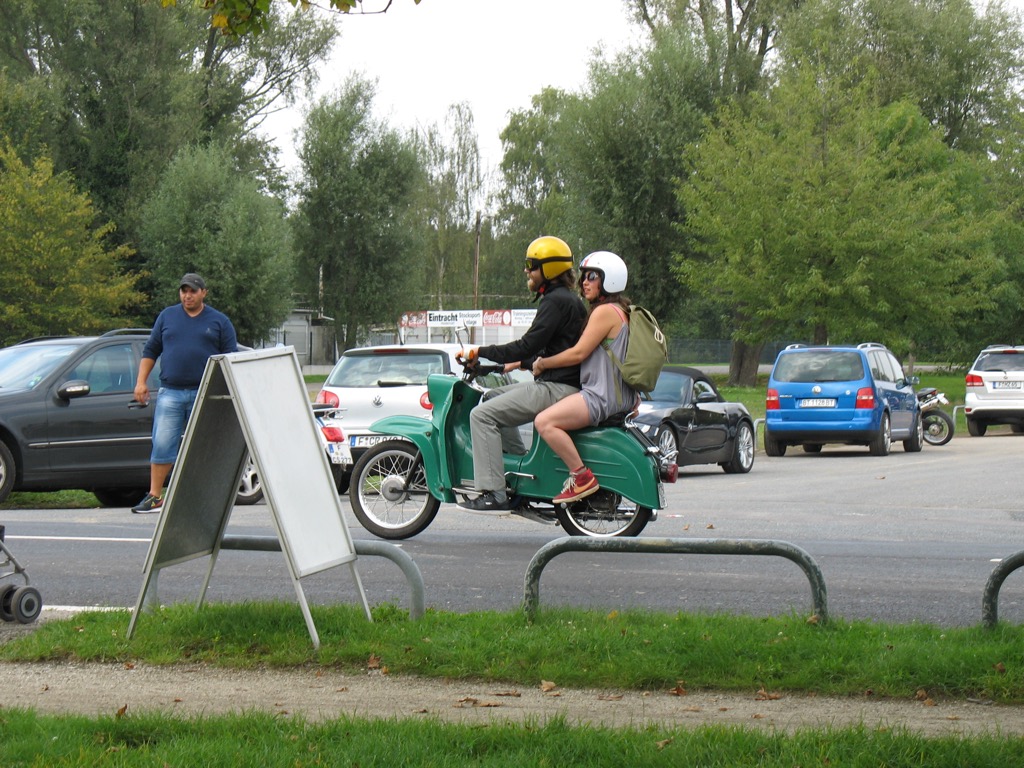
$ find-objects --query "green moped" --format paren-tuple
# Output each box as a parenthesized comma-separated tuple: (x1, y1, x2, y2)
(348, 363, 676, 539)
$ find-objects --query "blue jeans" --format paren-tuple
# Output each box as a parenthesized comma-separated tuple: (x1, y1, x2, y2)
(150, 387, 199, 464)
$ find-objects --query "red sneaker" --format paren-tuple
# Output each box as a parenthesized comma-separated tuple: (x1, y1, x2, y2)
(553, 468, 599, 504)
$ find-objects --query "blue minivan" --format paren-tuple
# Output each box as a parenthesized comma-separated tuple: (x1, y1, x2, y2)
(764, 343, 922, 456)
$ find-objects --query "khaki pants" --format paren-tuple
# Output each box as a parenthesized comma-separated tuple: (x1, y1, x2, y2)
(469, 381, 580, 492)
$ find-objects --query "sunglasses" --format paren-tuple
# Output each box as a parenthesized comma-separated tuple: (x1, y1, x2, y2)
(581, 271, 602, 283)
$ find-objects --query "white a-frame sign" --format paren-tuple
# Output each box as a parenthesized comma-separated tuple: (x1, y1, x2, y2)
(128, 347, 369, 648)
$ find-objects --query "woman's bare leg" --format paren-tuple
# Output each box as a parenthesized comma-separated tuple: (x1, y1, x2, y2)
(534, 393, 591, 471)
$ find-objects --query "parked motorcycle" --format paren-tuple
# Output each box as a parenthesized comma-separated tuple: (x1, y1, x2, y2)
(348, 361, 676, 539)
(917, 387, 954, 446)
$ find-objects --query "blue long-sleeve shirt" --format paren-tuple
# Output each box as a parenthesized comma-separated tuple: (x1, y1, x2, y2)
(143, 304, 238, 388)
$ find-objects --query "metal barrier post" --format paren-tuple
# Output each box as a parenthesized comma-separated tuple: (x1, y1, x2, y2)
(982, 550, 1024, 628)
(524, 537, 828, 623)
(753, 418, 765, 447)
(208, 535, 425, 619)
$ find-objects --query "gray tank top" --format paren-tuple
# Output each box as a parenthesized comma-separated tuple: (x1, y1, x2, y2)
(580, 307, 638, 424)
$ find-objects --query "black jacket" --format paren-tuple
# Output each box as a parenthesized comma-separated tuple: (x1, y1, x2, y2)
(478, 283, 587, 388)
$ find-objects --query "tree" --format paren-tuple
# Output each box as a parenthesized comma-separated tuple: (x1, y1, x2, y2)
(497, 29, 718, 325)
(415, 103, 484, 309)
(628, 0, 801, 95)
(293, 76, 424, 349)
(0, 145, 141, 346)
(679, 72, 1006, 382)
(0, 0, 336, 252)
(778, 0, 1024, 156)
(162, 0, 421, 37)
(496, 87, 574, 241)
(139, 143, 295, 345)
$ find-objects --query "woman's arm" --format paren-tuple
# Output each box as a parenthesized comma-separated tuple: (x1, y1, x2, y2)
(533, 305, 620, 375)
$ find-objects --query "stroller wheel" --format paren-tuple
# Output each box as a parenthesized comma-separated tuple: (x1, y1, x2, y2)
(0, 584, 16, 622)
(12, 586, 42, 624)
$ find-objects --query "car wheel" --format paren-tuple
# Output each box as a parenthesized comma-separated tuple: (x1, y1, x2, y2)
(721, 421, 754, 474)
(903, 414, 924, 453)
(657, 425, 679, 462)
(764, 432, 786, 457)
(235, 457, 264, 505)
(0, 441, 15, 505)
(802, 444, 823, 454)
(967, 418, 987, 437)
(93, 488, 148, 508)
(869, 413, 891, 456)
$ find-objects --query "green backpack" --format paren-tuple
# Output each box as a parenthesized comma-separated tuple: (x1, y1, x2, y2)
(612, 305, 668, 393)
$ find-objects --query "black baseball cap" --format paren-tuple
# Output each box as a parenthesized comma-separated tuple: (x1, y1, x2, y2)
(180, 273, 206, 291)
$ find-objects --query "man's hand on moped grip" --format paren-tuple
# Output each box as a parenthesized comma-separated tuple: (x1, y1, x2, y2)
(457, 347, 479, 370)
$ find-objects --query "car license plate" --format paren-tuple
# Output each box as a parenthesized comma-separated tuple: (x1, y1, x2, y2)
(799, 398, 836, 408)
(326, 443, 352, 465)
(992, 381, 1021, 389)
(350, 434, 394, 448)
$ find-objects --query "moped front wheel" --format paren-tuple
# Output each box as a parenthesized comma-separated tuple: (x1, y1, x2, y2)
(922, 411, 954, 446)
(349, 440, 440, 539)
(556, 491, 652, 538)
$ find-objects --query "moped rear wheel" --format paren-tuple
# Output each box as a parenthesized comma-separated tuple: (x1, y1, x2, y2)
(349, 440, 440, 539)
(556, 491, 652, 538)
(922, 411, 954, 446)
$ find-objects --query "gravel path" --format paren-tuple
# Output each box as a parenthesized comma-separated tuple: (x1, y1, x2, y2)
(2, 610, 1020, 736)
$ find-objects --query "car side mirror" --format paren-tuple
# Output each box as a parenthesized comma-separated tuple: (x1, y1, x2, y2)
(696, 391, 718, 404)
(908, 375, 920, 387)
(57, 379, 91, 400)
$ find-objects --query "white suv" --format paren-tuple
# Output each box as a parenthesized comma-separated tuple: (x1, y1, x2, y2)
(964, 345, 1024, 436)
(314, 344, 510, 490)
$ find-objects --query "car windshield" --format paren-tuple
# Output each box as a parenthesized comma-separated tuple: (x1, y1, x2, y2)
(326, 351, 450, 387)
(773, 351, 865, 383)
(650, 371, 693, 402)
(975, 352, 1024, 373)
(0, 343, 81, 390)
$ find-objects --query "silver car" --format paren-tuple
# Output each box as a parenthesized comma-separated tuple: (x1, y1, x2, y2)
(315, 344, 510, 491)
(964, 345, 1024, 436)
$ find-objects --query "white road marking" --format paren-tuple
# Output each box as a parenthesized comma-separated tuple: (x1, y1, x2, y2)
(6, 535, 150, 543)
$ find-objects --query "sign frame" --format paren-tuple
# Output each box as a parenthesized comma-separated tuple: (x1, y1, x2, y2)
(127, 347, 369, 648)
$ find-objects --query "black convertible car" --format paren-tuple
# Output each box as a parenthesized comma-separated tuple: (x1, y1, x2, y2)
(633, 366, 755, 474)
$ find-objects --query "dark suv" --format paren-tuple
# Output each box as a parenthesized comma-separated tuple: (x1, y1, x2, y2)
(764, 342, 922, 456)
(0, 330, 262, 506)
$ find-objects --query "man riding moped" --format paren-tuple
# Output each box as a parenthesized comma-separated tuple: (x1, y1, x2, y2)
(458, 235, 587, 512)
(346, 237, 673, 539)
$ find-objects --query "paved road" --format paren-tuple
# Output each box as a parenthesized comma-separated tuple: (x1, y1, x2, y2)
(2, 431, 1022, 627)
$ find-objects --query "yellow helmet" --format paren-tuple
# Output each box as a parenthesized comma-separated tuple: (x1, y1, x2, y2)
(525, 236, 573, 281)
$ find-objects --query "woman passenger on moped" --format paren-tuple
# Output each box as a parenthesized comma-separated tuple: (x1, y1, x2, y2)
(531, 251, 639, 504)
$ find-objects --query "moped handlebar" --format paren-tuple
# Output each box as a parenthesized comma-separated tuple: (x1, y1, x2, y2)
(455, 354, 504, 383)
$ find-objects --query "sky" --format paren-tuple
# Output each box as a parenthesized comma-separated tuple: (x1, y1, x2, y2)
(262, 0, 643, 175)
(261, 0, 1024, 177)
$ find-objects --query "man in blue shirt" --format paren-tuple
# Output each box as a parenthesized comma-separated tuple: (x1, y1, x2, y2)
(131, 273, 237, 513)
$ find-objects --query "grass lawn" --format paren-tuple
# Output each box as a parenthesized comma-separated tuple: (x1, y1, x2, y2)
(2, 603, 1024, 765)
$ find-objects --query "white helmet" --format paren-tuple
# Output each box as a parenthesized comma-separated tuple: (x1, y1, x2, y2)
(579, 251, 628, 293)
